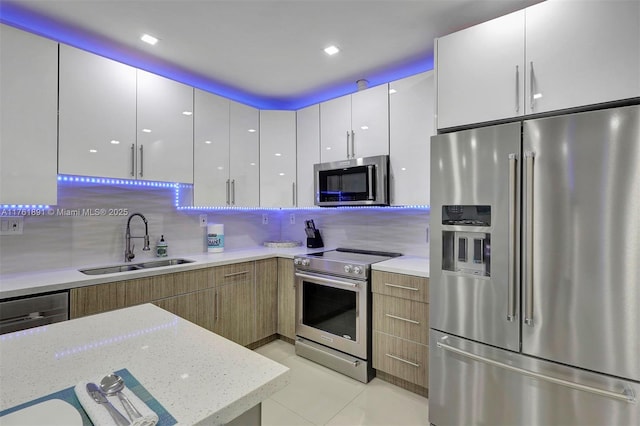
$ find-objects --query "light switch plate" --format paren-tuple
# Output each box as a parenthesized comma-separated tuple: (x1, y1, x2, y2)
(0, 216, 23, 235)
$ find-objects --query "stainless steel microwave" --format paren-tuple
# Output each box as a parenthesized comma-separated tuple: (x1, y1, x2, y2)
(313, 155, 389, 207)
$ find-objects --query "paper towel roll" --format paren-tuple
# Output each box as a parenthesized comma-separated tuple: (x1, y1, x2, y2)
(207, 224, 224, 253)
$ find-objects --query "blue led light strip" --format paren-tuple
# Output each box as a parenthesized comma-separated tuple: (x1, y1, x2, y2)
(5, 175, 429, 211)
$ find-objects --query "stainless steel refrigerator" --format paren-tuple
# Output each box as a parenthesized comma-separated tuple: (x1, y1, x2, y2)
(429, 104, 640, 425)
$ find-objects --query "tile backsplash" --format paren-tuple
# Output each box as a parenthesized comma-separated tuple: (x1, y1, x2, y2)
(0, 183, 429, 275)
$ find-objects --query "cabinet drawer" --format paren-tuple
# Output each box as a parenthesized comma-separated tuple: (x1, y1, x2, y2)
(215, 261, 255, 286)
(373, 331, 428, 387)
(372, 271, 429, 302)
(373, 294, 428, 345)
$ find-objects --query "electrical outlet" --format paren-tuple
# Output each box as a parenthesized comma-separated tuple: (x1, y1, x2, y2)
(199, 214, 208, 227)
(0, 216, 23, 235)
(289, 213, 295, 224)
(262, 214, 269, 225)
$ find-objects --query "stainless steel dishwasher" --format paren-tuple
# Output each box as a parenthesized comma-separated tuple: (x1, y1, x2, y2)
(0, 291, 69, 334)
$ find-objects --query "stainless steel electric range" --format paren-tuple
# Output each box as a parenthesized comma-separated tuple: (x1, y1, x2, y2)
(293, 248, 402, 383)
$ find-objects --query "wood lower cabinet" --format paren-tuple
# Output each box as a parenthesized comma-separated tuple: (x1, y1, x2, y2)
(277, 258, 295, 340)
(373, 331, 428, 388)
(69, 258, 283, 346)
(70, 281, 126, 318)
(373, 294, 429, 345)
(212, 279, 255, 346)
(255, 258, 278, 341)
(211, 261, 256, 346)
(153, 288, 215, 330)
(372, 271, 429, 392)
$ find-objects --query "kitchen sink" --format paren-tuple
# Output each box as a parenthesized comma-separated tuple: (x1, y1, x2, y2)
(79, 258, 194, 275)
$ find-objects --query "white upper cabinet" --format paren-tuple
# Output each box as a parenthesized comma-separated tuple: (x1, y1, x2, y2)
(436, 0, 640, 129)
(260, 110, 297, 207)
(60, 47, 194, 183)
(59, 44, 137, 180)
(389, 71, 435, 206)
(436, 10, 525, 130)
(136, 70, 194, 183)
(320, 84, 389, 162)
(524, 0, 640, 114)
(193, 89, 230, 207)
(320, 95, 351, 162)
(0, 24, 58, 205)
(350, 84, 390, 159)
(296, 104, 321, 207)
(229, 101, 260, 207)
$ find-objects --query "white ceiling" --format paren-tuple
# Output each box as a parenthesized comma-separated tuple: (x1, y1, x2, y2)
(2, 0, 543, 108)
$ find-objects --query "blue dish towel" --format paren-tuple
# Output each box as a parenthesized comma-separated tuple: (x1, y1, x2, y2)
(0, 368, 177, 426)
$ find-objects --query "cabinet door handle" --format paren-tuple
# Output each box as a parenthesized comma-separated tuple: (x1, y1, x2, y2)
(215, 291, 219, 320)
(231, 179, 235, 205)
(226, 179, 230, 205)
(385, 313, 420, 325)
(223, 270, 249, 278)
(346, 131, 351, 158)
(139, 145, 144, 177)
(530, 61, 535, 112)
(384, 283, 419, 291)
(292, 182, 296, 206)
(130, 144, 135, 177)
(515, 65, 520, 113)
(385, 353, 420, 368)
(351, 130, 355, 158)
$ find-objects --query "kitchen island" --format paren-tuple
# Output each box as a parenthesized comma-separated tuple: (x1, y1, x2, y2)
(0, 303, 290, 425)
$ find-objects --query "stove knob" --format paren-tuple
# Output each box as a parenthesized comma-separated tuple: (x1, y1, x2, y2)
(344, 265, 353, 273)
(353, 266, 363, 275)
(302, 259, 311, 267)
(293, 258, 301, 265)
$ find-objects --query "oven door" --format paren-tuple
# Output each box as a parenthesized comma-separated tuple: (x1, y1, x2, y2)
(295, 271, 368, 359)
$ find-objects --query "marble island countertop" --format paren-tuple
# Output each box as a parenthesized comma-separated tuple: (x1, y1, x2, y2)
(0, 303, 290, 425)
(0, 246, 429, 299)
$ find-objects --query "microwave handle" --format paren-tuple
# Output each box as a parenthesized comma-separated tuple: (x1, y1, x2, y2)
(367, 165, 375, 200)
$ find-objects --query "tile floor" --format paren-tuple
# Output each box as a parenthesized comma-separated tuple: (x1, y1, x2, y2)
(254, 340, 429, 426)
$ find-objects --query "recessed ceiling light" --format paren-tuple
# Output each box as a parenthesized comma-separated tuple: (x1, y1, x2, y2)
(279, 173, 285, 176)
(110, 140, 120, 145)
(250, 162, 256, 166)
(205, 140, 212, 144)
(182, 111, 193, 116)
(89, 149, 98, 153)
(324, 45, 340, 55)
(248, 129, 256, 133)
(360, 125, 369, 130)
(142, 128, 152, 133)
(389, 89, 397, 94)
(274, 153, 282, 157)
(141, 34, 158, 45)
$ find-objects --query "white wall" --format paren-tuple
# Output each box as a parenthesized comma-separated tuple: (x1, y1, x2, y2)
(0, 184, 429, 275)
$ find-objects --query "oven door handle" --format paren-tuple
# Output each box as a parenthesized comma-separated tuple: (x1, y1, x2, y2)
(295, 272, 361, 290)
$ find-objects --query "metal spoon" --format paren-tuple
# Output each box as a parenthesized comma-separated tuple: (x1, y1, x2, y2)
(100, 373, 143, 421)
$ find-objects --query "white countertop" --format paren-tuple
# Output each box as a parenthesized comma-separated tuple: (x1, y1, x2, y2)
(0, 246, 429, 299)
(373, 255, 429, 277)
(0, 246, 316, 299)
(0, 303, 290, 425)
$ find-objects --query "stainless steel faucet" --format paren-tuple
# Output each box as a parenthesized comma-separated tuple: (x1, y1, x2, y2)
(125, 212, 150, 262)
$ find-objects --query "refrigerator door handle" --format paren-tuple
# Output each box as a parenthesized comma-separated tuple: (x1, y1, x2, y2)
(436, 339, 636, 404)
(524, 151, 535, 326)
(507, 153, 518, 322)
